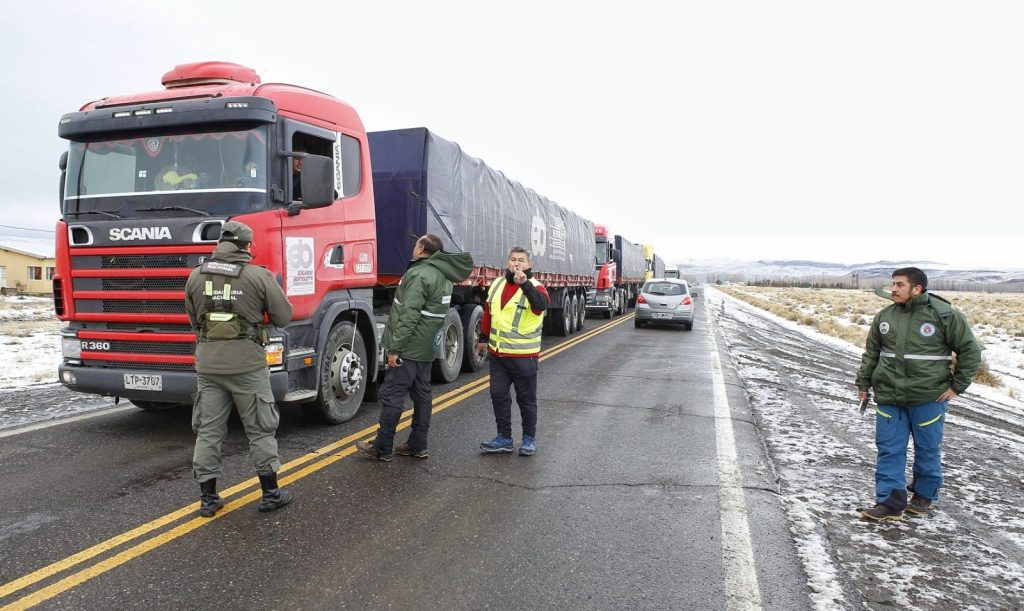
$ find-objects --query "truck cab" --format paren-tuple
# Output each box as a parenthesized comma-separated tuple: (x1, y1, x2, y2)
(55, 62, 379, 423)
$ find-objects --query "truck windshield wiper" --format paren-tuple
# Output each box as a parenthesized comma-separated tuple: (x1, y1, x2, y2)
(136, 206, 210, 217)
(69, 209, 122, 219)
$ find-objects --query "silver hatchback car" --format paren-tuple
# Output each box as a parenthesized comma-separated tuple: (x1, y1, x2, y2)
(634, 278, 694, 330)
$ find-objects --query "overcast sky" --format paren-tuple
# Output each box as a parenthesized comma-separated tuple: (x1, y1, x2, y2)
(2, 1, 1021, 269)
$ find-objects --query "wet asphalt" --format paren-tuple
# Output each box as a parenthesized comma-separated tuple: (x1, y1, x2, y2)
(0, 300, 812, 610)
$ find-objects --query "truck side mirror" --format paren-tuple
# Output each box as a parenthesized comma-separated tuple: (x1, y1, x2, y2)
(58, 151, 68, 211)
(300, 154, 334, 207)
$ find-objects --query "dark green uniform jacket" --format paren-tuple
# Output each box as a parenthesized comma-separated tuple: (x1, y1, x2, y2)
(856, 291, 980, 407)
(185, 242, 293, 375)
(382, 250, 474, 363)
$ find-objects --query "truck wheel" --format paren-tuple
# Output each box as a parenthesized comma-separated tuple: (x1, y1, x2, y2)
(432, 308, 464, 383)
(575, 293, 586, 331)
(460, 305, 486, 372)
(130, 400, 183, 411)
(306, 320, 367, 424)
(551, 293, 570, 337)
(570, 294, 581, 333)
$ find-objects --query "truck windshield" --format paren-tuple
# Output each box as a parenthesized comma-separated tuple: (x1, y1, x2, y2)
(64, 125, 269, 218)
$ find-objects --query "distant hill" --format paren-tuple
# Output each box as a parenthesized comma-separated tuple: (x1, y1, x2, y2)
(673, 259, 1024, 290)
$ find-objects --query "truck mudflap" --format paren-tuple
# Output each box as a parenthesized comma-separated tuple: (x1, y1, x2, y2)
(57, 364, 289, 405)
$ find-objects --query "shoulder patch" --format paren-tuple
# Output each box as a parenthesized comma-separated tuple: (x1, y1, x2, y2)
(920, 322, 937, 337)
(879, 322, 890, 335)
(200, 261, 243, 277)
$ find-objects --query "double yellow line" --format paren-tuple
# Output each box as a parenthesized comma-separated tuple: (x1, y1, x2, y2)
(0, 314, 633, 610)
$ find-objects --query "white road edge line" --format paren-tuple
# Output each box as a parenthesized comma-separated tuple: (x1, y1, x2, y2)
(708, 309, 764, 610)
(0, 405, 135, 438)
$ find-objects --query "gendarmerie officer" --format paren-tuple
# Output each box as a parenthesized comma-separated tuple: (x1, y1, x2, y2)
(184, 221, 293, 517)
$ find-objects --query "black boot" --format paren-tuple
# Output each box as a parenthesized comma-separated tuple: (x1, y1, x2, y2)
(258, 473, 293, 512)
(198, 479, 224, 518)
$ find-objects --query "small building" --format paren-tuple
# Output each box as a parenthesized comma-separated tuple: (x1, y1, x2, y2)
(0, 238, 56, 295)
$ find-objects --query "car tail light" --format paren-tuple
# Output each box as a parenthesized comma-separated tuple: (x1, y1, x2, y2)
(681, 296, 692, 307)
(636, 293, 647, 304)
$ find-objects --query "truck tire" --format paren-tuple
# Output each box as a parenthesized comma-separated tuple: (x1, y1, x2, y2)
(130, 400, 184, 411)
(575, 293, 586, 331)
(568, 294, 580, 334)
(305, 320, 368, 424)
(432, 308, 464, 383)
(460, 304, 486, 372)
(551, 293, 570, 337)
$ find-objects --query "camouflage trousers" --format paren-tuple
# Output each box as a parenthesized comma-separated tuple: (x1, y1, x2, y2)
(192, 369, 282, 483)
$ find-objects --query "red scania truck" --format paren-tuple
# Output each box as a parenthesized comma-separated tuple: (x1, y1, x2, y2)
(584, 225, 646, 318)
(53, 61, 595, 424)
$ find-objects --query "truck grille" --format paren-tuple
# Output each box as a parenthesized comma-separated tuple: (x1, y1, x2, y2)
(106, 322, 193, 333)
(105, 340, 195, 355)
(102, 277, 187, 291)
(101, 300, 186, 314)
(89, 360, 195, 372)
(102, 254, 191, 269)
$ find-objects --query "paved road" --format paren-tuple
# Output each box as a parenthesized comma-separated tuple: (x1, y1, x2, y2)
(0, 301, 812, 610)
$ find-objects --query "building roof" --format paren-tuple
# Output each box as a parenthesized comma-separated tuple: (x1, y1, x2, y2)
(0, 237, 55, 260)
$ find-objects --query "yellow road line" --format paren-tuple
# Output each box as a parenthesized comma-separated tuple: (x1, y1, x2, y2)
(0, 313, 632, 609)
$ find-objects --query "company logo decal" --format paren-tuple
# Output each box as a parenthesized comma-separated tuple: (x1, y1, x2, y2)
(109, 227, 172, 241)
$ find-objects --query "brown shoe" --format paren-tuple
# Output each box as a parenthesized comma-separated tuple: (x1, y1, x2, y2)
(355, 440, 393, 462)
(394, 442, 428, 459)
(860, 503, 903, 521)
(905, 494, 932, 515)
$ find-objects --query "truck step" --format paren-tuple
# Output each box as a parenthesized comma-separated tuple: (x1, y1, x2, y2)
(282, 390, 317, 402)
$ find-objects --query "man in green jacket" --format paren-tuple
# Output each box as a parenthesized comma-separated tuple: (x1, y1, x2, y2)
(856, 267, 980, 521)
(357, 234, 473, 461)
(185, 221, 294, 517)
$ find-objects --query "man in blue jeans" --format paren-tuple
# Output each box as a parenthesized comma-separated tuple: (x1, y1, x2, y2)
(856, 267, 980, 521)
(477, 247, 549, 456)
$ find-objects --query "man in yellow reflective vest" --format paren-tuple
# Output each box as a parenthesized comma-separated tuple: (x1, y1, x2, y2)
(477, 247, 550, 455)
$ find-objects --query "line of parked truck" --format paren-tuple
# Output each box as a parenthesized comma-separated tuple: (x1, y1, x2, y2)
(52, 61, 677, 424)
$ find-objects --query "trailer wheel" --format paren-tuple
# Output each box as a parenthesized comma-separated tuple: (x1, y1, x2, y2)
(130, 400, 184, 411)
(432, 308, 464, 383)
(575, 293, 586, 331)
(568, 294, 580, 334)
(460, 304, 486, 372)
(551, 293, 571, 337)
(305, 320, 367, 424)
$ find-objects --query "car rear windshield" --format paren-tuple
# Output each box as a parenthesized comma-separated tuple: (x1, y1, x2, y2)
(643, 282, 684, 296)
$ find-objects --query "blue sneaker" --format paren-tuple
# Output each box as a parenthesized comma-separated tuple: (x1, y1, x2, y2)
(519, 435, 536, 456)
(480, 434, 514, 453)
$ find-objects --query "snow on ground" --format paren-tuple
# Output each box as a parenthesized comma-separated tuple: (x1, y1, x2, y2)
(707, 287, 1024, 609)
(0, 295, 62, 390)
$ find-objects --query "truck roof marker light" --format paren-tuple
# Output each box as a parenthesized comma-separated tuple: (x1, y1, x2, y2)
(60, 117, 71, 124)
(134, 109, 153, 116)
(225, 102, 249, 109)
(113, 111, 132, 118)
(155, 107, 173, 114)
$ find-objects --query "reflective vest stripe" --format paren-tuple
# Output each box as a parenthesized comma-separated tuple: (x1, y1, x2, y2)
(421, 310, 446, 319)
(879, 351, 951, 361)
(222, 283, 232, 301)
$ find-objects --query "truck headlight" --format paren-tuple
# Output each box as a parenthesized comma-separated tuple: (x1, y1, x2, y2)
(62, 337, 82, 359)
(265, 343, 284, 366)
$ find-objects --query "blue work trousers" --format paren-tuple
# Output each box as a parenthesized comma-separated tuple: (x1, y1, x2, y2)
(874, 400, 946, 509)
